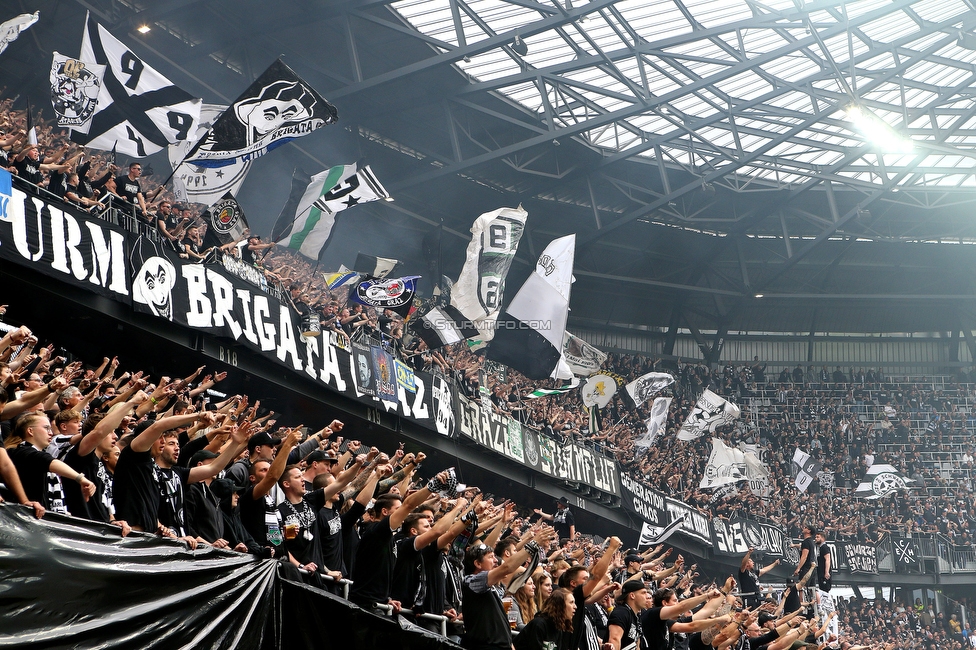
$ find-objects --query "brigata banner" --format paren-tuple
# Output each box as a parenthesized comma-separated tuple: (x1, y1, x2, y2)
(128, 231, 447, 433)
(457, 394, 620, 497)
(0, 172, 131, 302)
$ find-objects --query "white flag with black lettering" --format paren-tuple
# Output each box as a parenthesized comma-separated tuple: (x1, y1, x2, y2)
(451, 206, 527, 344)
(677, 389, 740, 441)
(73, 13, 201, 157)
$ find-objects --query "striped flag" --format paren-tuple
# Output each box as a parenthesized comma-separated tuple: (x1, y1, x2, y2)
(323, 267, 360, 290)
(526, 379, 580, 399)
(638, 516, 686, 548)
(854, 464, 913, 499)
(276, 163, 389, 260)
(414, 305, 480, 349)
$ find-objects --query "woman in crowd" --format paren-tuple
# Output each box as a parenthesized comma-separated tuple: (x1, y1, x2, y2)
(514, 588, 575, 650)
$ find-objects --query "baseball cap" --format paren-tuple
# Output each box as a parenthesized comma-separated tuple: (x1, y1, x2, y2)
(620, 580, 647, 596)
(248, 431, 281, 452)
(188, 449, 219, 466)
(625, 554, 643, 564)
(307, 449, 337, 464)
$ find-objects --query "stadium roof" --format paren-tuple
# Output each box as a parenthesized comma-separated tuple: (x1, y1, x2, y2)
(11, 0, 976, 339)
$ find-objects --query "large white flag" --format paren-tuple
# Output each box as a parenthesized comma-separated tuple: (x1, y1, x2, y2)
(168, 104, 251, 205)
(451, 206, 527, 344)
(677, 389, 740, 441)
(0, 12, 38, 56)
(743, 451, 772, 497)
(638, 517, 685, 548)
(700, 438, 747, 489)
(633, 397, 671, 451)
(486, 234, 575, 380)
(73, 13, 201, 157)
(275, 163, 389, 260)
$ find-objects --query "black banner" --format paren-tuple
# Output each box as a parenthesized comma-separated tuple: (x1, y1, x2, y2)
(890, 534, 921, 570)
(619, 473, 668, 527)
(837, 541, 878, 574)
(0, 174, 131, 302)
(711, 517, 793, 559)
(664, 497, 712, 544)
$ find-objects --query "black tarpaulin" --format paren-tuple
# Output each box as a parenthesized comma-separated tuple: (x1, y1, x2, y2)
(0, 504, 463, 650)
(0, 504, 276, 649)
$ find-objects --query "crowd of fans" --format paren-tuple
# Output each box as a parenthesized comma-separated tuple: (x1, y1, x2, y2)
(3, 102, 976, 649)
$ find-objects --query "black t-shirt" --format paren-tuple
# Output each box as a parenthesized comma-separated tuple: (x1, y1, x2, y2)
(461, 570, 510, 650)
(240, 483, 283, 548)
(816, 542, 830, 582)
(391, 534, 434, 610)
(113, 446, 161, 532)
(277, 489, 326, 567)
(783, 584, 801, 613)
(641, 607, 674, 650)
(7, 442, 64, 512)
(154, 464, 192, 537)
(608, 605, 642, 650)
(114, 174, 141, 204)
(317, 501, 345, 574)
(350, 514, 396, 606)
(738, 567, 761, 604)
(63, 446, 112, 522)
(341, 500, 367, 578)
(15, 156, 42, 185)
(571, 583, 601, 650)
(799, 536, 818, 580)
(48, 169, 68, 198)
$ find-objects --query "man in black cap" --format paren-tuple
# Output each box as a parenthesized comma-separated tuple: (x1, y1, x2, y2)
(301, 448, 336, 492)
(534, 496, 575, 542)
(224, 430, 281, 486)
(608, 580, 651, 650)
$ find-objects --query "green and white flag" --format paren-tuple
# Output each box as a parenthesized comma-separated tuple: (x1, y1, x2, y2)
(526, 378, 579, 399)
(276, 162, 389, 260)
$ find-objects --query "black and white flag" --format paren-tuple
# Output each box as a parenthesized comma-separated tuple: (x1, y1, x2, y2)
(854, 464, 913, 499)
(169, 104, 252, 205)
(72, 13, 201, 157)
(486, 234, 574, 380)
(633, 396, 671, 452)
(0, 12, 38, 57)
(561, 332, 607, 376)
(700, 438, 746, 489)
(624, 371, 674, 408)
(354, 253, 399, 279)
(50, 52, 105, 133)
(413, 304, 480, 349)
(638, 516, 685, 548)
(792, 448, 821, 493)
(451, 206, 527, 345)
(186, 59, 337, 168)
(677, 389, 740, 441)
(892, 537, 919, 567)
